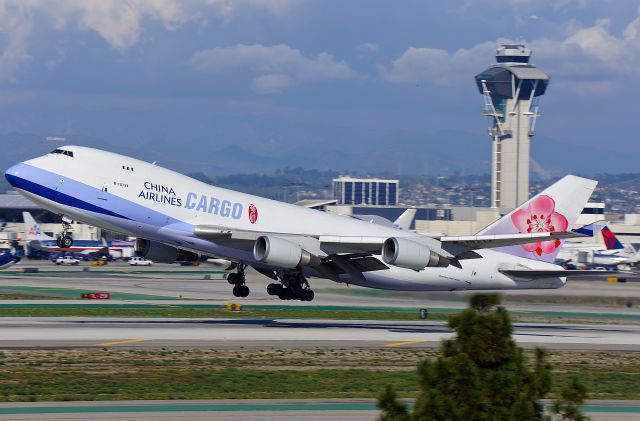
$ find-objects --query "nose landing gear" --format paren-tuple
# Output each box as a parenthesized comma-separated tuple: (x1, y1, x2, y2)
(56, 218, 73, 249)
(227, 264, 250, 298)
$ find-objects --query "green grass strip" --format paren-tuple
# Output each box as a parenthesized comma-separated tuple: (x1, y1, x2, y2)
(0, 403, 375, 414)
(0, 403, 638, 415)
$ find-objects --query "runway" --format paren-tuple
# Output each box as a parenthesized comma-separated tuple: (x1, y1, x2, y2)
(2, 263, 640, 315)
(1, 317, 639, 351)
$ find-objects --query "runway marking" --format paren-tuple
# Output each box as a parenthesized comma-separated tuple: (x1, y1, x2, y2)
(384, 340, 426, 347)
(97, 339, 147, 347)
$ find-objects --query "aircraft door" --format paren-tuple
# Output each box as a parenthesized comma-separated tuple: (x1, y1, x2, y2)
(52, 177, 66, 202)
(97, 178, 110, 201)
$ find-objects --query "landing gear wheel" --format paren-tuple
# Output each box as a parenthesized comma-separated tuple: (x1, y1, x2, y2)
(56, 235, 73, 248)
(278, 288, 294, 301)
(229, 264, 249, 297)
(57, 216, 74, 248)
(276, 272, 315, 301)
(227, 272, 239, 285)
(61, 235, 73, 248)
(233, 285, 250, 298)
(267, 283, 283, 296)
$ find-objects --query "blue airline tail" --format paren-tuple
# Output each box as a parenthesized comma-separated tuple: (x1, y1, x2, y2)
(601, 227, 624, 250)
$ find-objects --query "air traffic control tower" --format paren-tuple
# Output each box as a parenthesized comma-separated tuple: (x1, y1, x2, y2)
(475, 44, 549, 212)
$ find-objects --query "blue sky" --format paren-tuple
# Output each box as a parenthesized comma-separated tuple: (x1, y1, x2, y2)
(1, 0, 639, 175)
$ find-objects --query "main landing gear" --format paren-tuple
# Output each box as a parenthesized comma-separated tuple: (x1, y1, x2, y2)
(56, 217, 73, 249)
(227, 264, 250, 298)
(267, 272, 315, 302)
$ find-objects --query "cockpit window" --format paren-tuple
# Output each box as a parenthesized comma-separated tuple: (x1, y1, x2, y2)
(50, 149, 74, 157)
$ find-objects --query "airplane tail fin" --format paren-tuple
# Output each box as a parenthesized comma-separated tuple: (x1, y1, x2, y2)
(477, 175, 598, 263)
(601, 226, 624, 250)
(393, 209, 417, 230)
(22, 212, 53, 241)
(572, 220, 607, 237)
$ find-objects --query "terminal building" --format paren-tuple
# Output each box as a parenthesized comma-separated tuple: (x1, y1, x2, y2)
(332, 176, 399, 206)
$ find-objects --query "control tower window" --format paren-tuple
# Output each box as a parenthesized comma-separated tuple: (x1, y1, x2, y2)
(496, 56, 529, 63)
(50, 149, 74, 157)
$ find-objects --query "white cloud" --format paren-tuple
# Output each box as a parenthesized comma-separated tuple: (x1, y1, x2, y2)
(251, 73, 293, 94)
(0, 0, 304, 83)
(558, 80, 614, 96)
(190, 43, 357, 93)
(46, 1, 302, 49)
(67, 0, 190, 50)
(385, 9, 640, 90)
(529, 15, 640, 79)
(383, 42, 499, 85)
(357, 42, 379, 54)
(246, 0, 299, 17)
(0, 3, 32, 82)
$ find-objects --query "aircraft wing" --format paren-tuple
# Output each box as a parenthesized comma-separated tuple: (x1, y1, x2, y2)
(500, 269, 620, 278)
(194, 225, 585, 257)
(350, 214, 395, 227)
(193, 225, 391, 280)
(439, 231, 585, 255)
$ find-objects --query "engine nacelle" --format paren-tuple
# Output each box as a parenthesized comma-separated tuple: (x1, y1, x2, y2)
(382, 237, 449, 271)
(135, 239, 199, 263)
(253, 235, 320, 268)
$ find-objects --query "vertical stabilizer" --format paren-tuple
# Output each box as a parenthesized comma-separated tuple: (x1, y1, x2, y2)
(393, 209, 417, 231)
(601, 227, 624, 251)
(22, 212, 54, 241)
(477, 175, 598, 263)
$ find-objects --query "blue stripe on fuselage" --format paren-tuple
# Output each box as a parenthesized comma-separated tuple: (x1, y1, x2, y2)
(5, 164, 192, 234)
(5, 173, 130, 220)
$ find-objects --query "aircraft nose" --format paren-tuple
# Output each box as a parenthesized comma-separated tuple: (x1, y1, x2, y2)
(4, 163, 28, 189)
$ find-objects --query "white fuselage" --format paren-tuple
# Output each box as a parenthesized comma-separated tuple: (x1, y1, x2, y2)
(5, 146, 565, 291)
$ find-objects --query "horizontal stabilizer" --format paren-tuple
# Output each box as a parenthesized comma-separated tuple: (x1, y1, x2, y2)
(441, 231, 585, 256)
(500, 269, 632, 279)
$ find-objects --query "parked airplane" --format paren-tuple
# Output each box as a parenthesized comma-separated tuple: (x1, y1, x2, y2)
(557, 226, 636, 268)
(5, 146, 608, 301)
(599, 227, 639, 265)
(0, 249, 20, 270)
(23, 211, 134, 259)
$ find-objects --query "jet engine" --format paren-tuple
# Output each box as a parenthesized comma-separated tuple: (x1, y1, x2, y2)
(135, 239, 199, 263)
(253, 235, 320, 268)
(382, 237, 449, 271)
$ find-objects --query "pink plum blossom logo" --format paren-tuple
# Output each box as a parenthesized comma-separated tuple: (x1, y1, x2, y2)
(248, 204, 258, 224)
(511, 195, 568, 256)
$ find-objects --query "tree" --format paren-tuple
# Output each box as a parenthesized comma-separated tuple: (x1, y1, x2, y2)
(377, 385, 410, 421)
(549, 377, 589, 421)
(378, 293, 553, 421)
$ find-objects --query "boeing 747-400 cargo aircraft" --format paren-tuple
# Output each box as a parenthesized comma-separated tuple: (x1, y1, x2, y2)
(5, 146, 606, 301)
